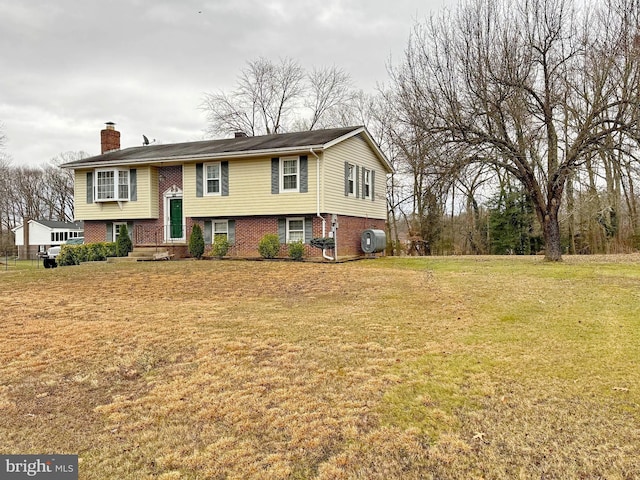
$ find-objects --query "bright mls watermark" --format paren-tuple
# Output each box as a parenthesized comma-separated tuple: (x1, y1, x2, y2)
(0, 455, 77, 479)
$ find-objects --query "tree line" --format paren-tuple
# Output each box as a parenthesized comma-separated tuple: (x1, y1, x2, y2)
(0, 146, 82, 253)
(200, 0, 640, 261)
(3, 0, 639, 260)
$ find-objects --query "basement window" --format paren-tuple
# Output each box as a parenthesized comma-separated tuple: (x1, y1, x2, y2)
(213, 220, 228, 241)
(287, 218, 304, 243)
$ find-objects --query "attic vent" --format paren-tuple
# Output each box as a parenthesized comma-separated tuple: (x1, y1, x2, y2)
(361, 229, 386, 254)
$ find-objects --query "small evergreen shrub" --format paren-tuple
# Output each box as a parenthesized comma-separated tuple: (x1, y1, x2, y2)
(57, 245, 79, 266)
(288, 241, 305, 261)
(310, 237, 335, 250)
(258, 234, 281, 259)
(116, 225, 133, 257)
(57, 242, 116, 266)
(189, 224, 205, 259)
(211, 236, 231, 258)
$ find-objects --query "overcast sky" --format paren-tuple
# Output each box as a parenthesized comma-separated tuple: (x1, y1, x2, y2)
(0, 0, 449, 167)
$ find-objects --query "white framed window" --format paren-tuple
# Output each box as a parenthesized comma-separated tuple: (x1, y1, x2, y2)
(286, 217, 304, 243)
(205, 162, 221, 195)
(213, 220, 228, 241)
(347, 163, 356, 196)
(118, 170, 129, 199)
(96, 169, 130, 201)
(113, 222, 127, 242)
(363, 169, 371, 199)
(281, 157, 299, 192)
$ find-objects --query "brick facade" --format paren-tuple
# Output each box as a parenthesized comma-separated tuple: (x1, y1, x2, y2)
(84, 213, 385, 259)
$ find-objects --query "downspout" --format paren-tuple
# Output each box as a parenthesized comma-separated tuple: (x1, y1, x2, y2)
(310, 148, 334, 261)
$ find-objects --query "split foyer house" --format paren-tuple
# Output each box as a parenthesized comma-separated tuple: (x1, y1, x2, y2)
(62, 123, 392, 258)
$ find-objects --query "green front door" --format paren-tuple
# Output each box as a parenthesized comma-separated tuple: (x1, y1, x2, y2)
(169, 198, 183, 239)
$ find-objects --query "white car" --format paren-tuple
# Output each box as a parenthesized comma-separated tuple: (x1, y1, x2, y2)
(39, 246, 61, 268)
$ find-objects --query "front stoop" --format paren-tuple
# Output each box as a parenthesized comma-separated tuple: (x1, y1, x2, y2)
(106, 247, 171, 263)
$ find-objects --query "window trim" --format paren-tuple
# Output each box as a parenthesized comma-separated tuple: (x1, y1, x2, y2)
(213, 219, 228, 241)
(363, 168, 372, 199)
(347, 163, 356, 197)
(280, 156, 300, 193)
(95, 168, 130, 202)
(286, 217, 305, 243)
(112, 222, 127, 242)
(204, 162, 222, 196)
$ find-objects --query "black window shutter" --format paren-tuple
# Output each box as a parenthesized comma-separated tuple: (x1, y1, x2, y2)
(130, 169, 137, 201)
(196, 163, 203, 197)
(371, 170, 376, 201)
(361, 167, 366, 199)
(204, 220, 212, 244)
(228, 220, 236, 244)
(86, 172, 93, 203)
(355, 165, 360, 198)
(344, 162, 350, 196)
(271, 158, 280, 194)
(299, 155, 308, 193)
(221, 161, 229, 196)
(305, 217, 313, 243)
(106, 222, 113, 242)
(278, 218, 286, 243)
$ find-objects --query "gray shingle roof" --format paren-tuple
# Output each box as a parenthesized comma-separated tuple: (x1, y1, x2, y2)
(34, 219, 84, 230)
(62, 126, 379, 168)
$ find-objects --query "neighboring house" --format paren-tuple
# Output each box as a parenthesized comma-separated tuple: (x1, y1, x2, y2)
(12, 219, 84, 259)
(62, 123, 392, 258)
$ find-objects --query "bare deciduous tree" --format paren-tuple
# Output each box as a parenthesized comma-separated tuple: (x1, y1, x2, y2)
(202, 58, 358, 137)
(389, 0, 640, 260)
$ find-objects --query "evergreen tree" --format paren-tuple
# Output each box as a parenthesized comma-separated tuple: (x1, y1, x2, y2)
(189, 224, 205, 259)
(488, 189, 538, 255)
(115, 224, 133, 257)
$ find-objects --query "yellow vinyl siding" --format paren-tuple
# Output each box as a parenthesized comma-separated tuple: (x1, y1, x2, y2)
(73, 167, 158, 220)
(323, 135, 387, 220)
(184, 158, 318, 217)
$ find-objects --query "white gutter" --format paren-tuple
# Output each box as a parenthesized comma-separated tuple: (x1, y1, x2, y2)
(310, 148, 334, 261)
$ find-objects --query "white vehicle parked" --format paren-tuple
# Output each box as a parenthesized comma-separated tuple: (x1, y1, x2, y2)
(39, 246, 61, 268)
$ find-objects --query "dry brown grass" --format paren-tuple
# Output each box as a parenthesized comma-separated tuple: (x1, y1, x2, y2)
(1, 256, 639, 479)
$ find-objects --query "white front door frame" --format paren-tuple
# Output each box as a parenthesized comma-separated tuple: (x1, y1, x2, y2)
(163, 186, 184, 243)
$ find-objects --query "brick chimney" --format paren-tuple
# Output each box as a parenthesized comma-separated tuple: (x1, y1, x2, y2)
(101, 122, 120, 154)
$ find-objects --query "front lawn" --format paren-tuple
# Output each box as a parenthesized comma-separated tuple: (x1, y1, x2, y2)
(1, 256, 639, 478)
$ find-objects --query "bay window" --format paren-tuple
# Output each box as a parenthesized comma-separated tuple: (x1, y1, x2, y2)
(95, 169, 130, 201)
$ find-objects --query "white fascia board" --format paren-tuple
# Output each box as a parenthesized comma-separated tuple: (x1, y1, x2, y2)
(323, 126, 394, 173)
(61, 145, 328, 170)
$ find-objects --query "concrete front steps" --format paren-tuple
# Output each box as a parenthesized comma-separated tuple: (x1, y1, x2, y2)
(106, 247, 172, 263)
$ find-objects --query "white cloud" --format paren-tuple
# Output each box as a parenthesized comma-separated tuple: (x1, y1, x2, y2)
(0, 0, 450, 165)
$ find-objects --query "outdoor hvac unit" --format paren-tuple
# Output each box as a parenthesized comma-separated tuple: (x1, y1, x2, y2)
(361, 229, 386, 254)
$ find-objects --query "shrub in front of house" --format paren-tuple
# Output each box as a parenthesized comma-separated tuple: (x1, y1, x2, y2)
(288, 241, 305, 261)
(57, 245, 79, 266)
(189, 224, 205, 259)
(211, 236, 230, 258)
(258, 234, 281, 259)
(57, 242, 116, 266)
(116, 225, 133, 257)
